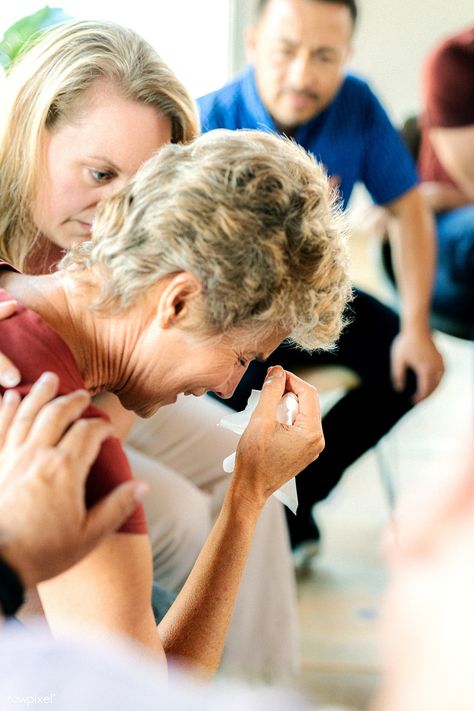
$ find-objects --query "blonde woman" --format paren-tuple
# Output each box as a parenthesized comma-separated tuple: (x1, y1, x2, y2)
(0, 19, 298, 678)
(0, 126, 351, 673)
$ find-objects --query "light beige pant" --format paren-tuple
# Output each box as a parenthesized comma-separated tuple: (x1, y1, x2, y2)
(126, 394, 299, 680)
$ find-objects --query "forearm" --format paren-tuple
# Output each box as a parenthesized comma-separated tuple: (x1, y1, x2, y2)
(387, 188, 436, 332)
(158, 483, 262, 676)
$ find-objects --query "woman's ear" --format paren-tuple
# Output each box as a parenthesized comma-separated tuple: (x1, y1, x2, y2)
(155, 272, 202, 329)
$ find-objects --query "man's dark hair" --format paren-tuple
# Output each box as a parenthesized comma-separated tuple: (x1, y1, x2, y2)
(256, 0, 358, 25)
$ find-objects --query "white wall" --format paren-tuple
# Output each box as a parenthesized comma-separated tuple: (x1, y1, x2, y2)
(350, 0, 474, 123)
(2, 1, 472, 115)
(0, 0, 232, 99)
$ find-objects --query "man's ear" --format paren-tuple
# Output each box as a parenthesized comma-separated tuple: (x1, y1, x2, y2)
(156, 272, 202, 329)
(245, 24, 257, 63)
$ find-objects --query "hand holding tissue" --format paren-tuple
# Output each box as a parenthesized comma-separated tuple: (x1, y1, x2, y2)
(218, 389, 300, 514)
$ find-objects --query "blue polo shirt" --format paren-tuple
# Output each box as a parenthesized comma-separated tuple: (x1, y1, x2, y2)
(198, 67, 418, 210)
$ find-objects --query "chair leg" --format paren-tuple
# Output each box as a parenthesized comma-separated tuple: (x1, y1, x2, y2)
(374, 437, 397, 513)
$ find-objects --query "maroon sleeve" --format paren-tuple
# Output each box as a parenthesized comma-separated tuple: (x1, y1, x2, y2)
(83, 407, 147, 535)
(0, 287, 147, 535)
(422, 27, 474, 129)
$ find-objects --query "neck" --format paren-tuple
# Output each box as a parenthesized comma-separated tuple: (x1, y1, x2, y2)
(1, 270, 139, 395)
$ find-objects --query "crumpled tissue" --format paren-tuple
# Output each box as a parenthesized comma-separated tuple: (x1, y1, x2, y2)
(217, 389, 299, 514)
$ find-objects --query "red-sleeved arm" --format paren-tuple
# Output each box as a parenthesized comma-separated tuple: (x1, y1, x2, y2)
(0, 286, 147, 534)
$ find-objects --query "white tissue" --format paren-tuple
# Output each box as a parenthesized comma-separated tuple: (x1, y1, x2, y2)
(218, 389, 299, 514)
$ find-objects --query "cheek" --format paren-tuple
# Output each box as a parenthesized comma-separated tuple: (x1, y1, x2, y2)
(36, 169, 74, 227)
(323, 67, 345, 92)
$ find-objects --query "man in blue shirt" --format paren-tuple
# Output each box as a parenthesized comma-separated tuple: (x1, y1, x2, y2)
(199, 0, 445, 562)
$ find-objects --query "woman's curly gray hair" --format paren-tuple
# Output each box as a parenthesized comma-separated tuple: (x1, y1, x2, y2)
(61, 129, 352, 350)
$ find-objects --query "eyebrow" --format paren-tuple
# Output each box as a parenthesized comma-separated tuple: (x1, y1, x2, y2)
(278, 38, 339, 54)
(86, 155, 121, 173)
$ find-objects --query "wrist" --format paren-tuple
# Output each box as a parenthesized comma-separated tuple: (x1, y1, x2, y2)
(400, 310, 432, 336)
(226, 475, 267, 520)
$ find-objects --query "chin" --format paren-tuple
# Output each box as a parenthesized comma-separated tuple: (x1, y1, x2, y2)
(136, 396, 178, 418)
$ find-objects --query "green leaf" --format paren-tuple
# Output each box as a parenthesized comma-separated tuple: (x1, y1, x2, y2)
(0, 6, 71, 70)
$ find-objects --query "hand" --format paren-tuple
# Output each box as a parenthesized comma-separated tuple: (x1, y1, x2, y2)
(391, 328, 445, 403)
(0, 372, 147, 588)
(232, 366, 324, 510)
(420, 180, 469, 213)
(376, 448, 474, 711)
(0, 300, 21, 387)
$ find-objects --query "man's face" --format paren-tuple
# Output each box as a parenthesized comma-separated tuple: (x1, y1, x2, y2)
(247, 0, 353, 133)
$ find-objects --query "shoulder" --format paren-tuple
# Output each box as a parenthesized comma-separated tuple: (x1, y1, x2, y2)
(339, 73, 384, 109)
(198, 70, 250, 129)
(0, 294, 84, 395)
(332, 73, 394, 132)
(198, 70, 247, 110)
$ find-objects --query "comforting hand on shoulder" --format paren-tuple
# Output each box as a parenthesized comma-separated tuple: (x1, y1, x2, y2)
(0, 373, 145, 587)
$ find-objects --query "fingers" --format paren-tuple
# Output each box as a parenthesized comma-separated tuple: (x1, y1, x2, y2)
(257, 366, 321, 429)
(413, 365, 444, 404)
(413, 370, 431, 405)
(392, 359, 406, 394)
(284, 370, 320, 423)
(2, 372, 61, 447)
(56, 417, 113, 485)
(0, 300, 17, 320)
(82, 480, 149, 550)
(254, 365, 287, 419)
(0, 389, 21, 449)
(0, 356, 21, 388)
(21, 385, 91, 449)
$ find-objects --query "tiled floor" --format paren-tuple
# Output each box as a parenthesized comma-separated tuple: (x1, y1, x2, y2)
(292, 231, 473, 710)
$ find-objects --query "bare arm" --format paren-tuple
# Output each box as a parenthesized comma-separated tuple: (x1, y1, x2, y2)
(386, 187, 444, 403)
(38, 366, 324, 676)
(429, 125, 474, 201)
(158, 366, 323, 672)
(38, 532, 165, 660)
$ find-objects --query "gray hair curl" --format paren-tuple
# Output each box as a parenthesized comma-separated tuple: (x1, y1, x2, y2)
(62, 129, 352, 350)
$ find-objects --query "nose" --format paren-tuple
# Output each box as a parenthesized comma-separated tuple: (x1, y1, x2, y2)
(287, 52, 314, 90)
(86, 179, 129, 217)
(101, 177, 129, 201)
(215, 367, 247, 400)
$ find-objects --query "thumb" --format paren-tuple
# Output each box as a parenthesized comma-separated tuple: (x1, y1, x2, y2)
(0, 300, 17, 320)
(82, 480, 149, 549)
(391, 357, 406, 393)
(254, 365, 287, 418)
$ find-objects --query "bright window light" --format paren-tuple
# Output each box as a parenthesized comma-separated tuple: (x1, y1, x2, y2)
(0, 1, 232, 99)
